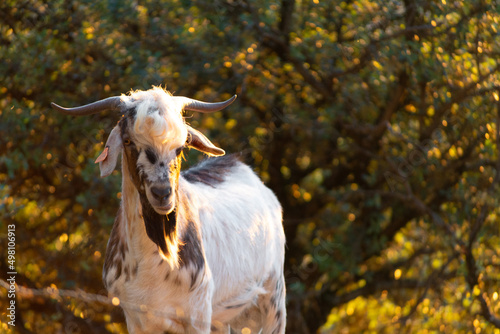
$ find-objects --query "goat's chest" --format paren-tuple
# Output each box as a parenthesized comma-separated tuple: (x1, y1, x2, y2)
(104, 249, 212, 333)
(103, 243, 208, 308)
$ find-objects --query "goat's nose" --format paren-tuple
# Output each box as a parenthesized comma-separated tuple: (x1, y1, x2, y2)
(150, 186, 171, 201)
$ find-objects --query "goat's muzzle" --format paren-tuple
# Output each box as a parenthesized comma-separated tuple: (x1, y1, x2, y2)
(151, 186, 172, 202)
(146, 184, 175, 215)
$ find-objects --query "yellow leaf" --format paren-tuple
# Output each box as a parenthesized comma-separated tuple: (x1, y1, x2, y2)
(427, 106, 435, 116)
(448, 145, 457, 158)
(394, 269, 402, 280)
(225, 119, 237, 130)
(405, 104, 417, 113)
(372, 60, 383, 70)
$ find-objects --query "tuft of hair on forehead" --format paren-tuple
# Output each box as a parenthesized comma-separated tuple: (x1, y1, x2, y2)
(123, 87, 188, 150)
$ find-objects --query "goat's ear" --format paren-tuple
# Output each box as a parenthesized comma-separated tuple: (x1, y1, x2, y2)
(186, 125, 225, 156)
(96, 126, 122, 177)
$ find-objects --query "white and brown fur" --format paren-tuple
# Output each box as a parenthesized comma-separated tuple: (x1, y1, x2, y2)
(99, 88, 286, 333)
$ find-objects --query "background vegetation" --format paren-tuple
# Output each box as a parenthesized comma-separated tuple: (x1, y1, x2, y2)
(1, 0, 500, 333)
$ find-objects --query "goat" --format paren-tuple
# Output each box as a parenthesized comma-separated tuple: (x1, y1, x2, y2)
(51, 87, 286, 334)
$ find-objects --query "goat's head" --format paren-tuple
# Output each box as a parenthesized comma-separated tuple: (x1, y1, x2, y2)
(52, 87, 236, 215)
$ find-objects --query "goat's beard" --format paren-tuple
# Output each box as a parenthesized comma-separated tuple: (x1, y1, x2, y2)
(139, 192, 180, 267)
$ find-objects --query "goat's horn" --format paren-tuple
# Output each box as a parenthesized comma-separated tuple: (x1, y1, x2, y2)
(50, 96, 123, 116)
(177, 95, 237, 113)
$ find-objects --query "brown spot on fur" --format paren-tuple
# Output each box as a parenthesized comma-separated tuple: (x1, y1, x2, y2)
(273, 322, 283, 334)
(275, 309, 282, 321)
(119, 243, 127, 261)
(103, 208, 127, 287)
(179, 220, 205, 291)
(189, 270, 202, 292)
(114, 259, 122, 281)
(124, 266, 130, 281)
(225, 303, 246, 309)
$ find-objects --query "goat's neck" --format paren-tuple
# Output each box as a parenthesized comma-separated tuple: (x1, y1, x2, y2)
(120, 158, 185, 268)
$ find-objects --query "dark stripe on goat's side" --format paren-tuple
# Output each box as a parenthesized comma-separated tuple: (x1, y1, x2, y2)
(179, 220, 205, 291)
(182, 154, 240, 187)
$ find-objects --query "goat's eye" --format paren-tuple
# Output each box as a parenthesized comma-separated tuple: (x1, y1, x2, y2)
(123, 139, 132, 146)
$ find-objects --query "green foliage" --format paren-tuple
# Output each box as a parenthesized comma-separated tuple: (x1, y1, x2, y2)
(1, 0, 500, 333)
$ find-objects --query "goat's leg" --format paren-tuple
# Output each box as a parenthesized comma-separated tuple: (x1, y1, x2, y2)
(228, 305, 263, 333)
(185, 308, 212, 334)
(259, 275, 286, 334)
(185, 281, 214, 334)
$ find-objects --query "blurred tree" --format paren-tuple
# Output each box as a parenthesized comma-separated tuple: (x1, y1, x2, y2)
(1, 0, 500, 333)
